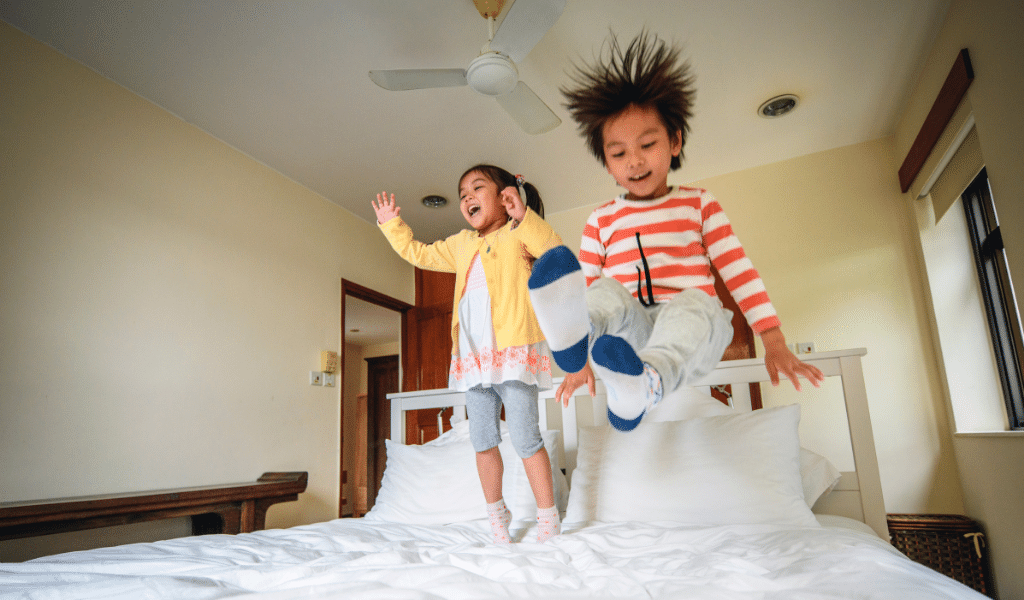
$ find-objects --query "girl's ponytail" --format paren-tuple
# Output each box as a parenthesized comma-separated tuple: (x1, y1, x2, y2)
(517, 177, 545, 219)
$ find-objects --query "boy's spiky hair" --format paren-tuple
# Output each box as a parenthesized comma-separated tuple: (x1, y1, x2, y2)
(561, 30, 696, 170)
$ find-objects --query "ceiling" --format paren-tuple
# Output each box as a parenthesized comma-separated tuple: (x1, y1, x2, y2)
(345, 296, 401, 347)
(0, 0, 951, 342)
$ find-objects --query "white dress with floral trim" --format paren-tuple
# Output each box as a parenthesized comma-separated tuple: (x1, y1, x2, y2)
(449, 253, 553, 391)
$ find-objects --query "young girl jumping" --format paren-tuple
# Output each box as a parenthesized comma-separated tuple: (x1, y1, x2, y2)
(372, 164, 564, 544)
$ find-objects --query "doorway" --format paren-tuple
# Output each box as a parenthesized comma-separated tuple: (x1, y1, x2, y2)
(364, 353, 399, 513)
(340, 280, 411, 518)
(339, 271, 458, 517)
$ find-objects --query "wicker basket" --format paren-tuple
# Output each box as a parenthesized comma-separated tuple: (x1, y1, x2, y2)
(887, 514, 996, 598)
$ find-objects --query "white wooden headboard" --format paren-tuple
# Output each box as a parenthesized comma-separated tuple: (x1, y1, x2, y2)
(387, 348, 886, 538)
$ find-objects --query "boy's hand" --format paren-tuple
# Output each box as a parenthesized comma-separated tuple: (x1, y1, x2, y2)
(555, 362, 596, 407)
(500, 186, 526, 224)
(372, 191, 400, 223)
(761, 327, 824, 391)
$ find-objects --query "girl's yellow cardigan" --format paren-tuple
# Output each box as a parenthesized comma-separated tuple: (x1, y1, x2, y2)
(379, 209, 563, 355)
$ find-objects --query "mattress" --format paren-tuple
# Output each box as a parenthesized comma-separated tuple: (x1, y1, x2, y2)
(0, 516, 986, 599)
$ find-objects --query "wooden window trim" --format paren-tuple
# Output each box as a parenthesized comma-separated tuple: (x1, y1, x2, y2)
(899, 48, 974, 193)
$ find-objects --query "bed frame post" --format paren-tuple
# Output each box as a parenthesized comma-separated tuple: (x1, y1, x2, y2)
(839, 354, 887, 539)
(391, 401, 403, 449)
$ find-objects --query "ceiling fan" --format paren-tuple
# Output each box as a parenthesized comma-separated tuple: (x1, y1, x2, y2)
(368, 0, 565, 135)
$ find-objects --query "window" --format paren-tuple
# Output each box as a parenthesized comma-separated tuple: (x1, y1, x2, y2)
(961, 168, 1024, 429)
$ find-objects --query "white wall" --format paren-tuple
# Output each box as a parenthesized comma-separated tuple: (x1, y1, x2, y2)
(893, 0, 1024, 596)
(0, 22, 414, 560)
(915, 196, 1006, 433)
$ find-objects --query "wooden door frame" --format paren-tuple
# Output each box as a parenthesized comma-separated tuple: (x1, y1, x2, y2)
(339, 279, 412, 518)
(364, 353, 399, 514)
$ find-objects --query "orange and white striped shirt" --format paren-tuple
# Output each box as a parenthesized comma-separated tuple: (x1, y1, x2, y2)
(579, 186, 781, 334)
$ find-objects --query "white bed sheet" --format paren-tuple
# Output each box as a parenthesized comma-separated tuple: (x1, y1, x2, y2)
(0, 517, 986, 600)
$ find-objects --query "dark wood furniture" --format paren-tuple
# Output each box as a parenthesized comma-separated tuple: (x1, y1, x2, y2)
(898, 48, 974, 192)
(404, 268, 458, 445)
(366, 354, 399, 513)
(0, 471, 308, 541)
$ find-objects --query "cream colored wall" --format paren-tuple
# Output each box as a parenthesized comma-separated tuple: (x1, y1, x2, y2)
(893, 0, 1024, 596)
(696, 140, 964, 514)
(0, 22, 414, 557)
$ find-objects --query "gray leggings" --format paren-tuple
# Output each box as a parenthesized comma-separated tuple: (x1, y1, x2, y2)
(465, 381, 544, 459)
(586, 277, 735, 391)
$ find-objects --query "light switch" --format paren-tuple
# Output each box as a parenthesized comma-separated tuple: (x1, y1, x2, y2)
(309, 371, 323, 386)
(323, 372, 336, 387)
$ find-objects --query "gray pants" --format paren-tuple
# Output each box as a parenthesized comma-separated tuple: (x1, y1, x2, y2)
(586, 277, 734, 392)
(465, 381, 544, 459)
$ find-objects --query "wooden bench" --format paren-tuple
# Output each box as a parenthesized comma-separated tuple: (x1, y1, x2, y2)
(0, 472, 308, 541)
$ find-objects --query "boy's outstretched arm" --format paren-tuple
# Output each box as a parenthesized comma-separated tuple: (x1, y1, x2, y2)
(760, 327, 825, 391)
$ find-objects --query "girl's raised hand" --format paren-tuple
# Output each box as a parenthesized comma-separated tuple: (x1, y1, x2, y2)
(500, 186, 526, 224)
(372, 191, 400, 224)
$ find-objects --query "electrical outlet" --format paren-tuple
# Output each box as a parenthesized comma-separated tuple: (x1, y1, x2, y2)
(796, 342, 815, 354)
(323, 372, 336, 387)
(309, 371, 323, 386)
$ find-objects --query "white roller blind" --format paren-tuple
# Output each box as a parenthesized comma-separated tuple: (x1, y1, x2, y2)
(911, 97, 984, 220)
(929, 126, 984, 219)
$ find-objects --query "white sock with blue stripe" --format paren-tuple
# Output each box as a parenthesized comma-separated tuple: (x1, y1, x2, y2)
(528, 246, 590, 374)
(591, 335, 663, 431)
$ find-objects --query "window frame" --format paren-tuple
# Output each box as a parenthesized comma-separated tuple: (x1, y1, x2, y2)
(961, 167, 1024, 429)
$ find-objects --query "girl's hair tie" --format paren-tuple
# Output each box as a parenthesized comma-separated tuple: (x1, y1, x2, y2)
(515, 175, 527, 206)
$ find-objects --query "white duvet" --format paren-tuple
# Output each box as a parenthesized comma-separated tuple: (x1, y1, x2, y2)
(0, 517, 986, 599)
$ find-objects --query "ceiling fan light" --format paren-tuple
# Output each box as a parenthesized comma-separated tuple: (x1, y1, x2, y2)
(466, 52, 518, 96)
(758, 94, 799, 118)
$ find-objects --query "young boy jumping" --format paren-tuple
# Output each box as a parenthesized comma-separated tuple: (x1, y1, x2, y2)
(529, 31, 824, 431)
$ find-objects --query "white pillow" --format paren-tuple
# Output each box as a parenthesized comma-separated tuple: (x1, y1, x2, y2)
(364, 435, 485, 524)
(645, 386, 734, 421)
(799, 446, 842, 507)
(508, 429, 570, 521)
(647, 386, 841, 507)
(364, 421, 569, 524)
(563, 404, 820, 527)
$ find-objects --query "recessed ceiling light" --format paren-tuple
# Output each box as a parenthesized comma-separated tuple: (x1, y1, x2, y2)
(758, 94, 799, 118)
(421, 195, 448, 208)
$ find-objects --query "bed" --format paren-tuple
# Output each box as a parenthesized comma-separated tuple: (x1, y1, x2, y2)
(0, 348, 989, 599)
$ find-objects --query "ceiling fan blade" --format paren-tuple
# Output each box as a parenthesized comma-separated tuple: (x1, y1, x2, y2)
(368, 69, 467, 91)
(495, 81, 561, 134)
(489, 0, 566, 63)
